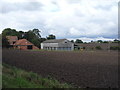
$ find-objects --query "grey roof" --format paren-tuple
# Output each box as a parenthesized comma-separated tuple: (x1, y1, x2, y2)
(42, 39, 67, 43)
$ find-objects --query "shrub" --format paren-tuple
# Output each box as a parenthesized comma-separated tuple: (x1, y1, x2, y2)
(95, 46, 102, 50)
(83, 47, 86, 49)
(110, 46, 120, 50)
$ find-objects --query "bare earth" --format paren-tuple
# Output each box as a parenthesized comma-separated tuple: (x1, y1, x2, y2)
(2, 50, 118, 88)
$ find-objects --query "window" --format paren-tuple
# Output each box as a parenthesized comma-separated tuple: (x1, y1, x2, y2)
(27, 45, 33, 49)
(13, 41, 16, 44)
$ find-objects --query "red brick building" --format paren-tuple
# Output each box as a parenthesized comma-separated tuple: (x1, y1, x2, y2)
(14, 39, 39, 50)
(6, 36, 39, 50)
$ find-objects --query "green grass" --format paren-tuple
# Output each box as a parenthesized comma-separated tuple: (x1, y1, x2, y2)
(2, 63, 73, 88)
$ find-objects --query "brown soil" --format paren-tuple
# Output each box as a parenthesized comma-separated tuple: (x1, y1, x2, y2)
(2, 50, 118, 88)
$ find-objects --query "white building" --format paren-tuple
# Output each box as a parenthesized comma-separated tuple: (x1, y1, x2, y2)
(41, 39, 74, 51)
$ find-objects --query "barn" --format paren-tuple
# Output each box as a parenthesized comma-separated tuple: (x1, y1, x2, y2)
(14, 39, 39, 50)
(41, 39, 74, 51)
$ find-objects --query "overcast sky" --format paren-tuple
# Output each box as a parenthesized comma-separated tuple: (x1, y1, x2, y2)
(0, 0, 118, 42)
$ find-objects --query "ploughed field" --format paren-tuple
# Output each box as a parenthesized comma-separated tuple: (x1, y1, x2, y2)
(3, 50, 118, 88)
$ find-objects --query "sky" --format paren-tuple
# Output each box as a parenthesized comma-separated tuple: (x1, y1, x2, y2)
(0, 0, 119, 42)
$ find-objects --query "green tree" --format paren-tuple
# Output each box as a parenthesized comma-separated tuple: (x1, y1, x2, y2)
(91, 40, 94, 43)
(2, 28, 23, 39)
(2, 37, 9, 48)
(23, 30, 35, 41)
(31, 38, 41, 48)
(103, 41, 108, 43)
(46, 34, 56, 40)
(39, 38, 46, 43)
(97, 40, 103, 43)
(75, 39, 83, 43)
(70, 40, 74, 43)
(23, 29, 44, 48)
(2, 28, 17, 36)
(33, 29, 41, 38)
(113, 39, 120, 43)
(18, 31, 24, 39)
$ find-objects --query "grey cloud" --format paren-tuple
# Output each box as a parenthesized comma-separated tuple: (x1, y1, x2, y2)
(0, 0, 118, 41)
(1, 1, 43, 14)
(51, 1, 57, 5)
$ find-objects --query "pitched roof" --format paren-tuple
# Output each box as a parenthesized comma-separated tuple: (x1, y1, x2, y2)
(14, 39, 34, 45)
(6, 36, 18, 41)
(43, 39, 67, 43)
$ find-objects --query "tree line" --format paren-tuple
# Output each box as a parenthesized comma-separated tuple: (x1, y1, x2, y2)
(2, 28, 56, 48)
(1, 28, 120, 48)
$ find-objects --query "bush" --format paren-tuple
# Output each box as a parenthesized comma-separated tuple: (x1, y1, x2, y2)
(83, 47, 86, 49)
(95, 46, 102, 50)
(110, 46, 120, 50)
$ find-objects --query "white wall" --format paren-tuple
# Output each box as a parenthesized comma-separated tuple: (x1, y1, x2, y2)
(41, 43, 58, 49)
(41, 40, 74, 51)
(41, 43, 44, 49)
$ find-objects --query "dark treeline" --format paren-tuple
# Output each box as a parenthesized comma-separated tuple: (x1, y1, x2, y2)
(72, 39, 120, 44)
(2, 28, 56, 48)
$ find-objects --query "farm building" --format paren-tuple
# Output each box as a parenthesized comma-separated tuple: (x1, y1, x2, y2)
(13, 39, 39, 50)
(41, 39, 74, 51)
(6, 36, 18, 45)
(6, 36, 39, 50)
